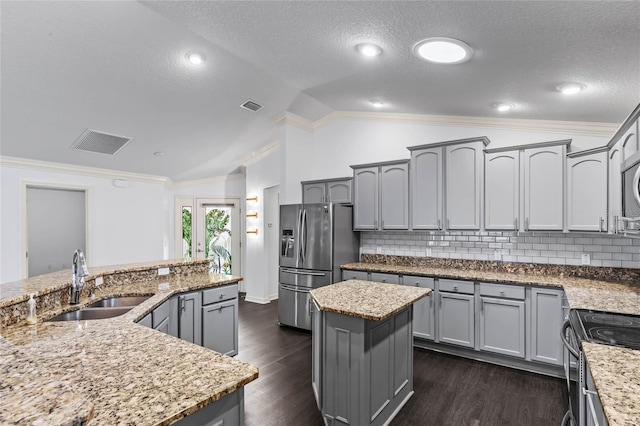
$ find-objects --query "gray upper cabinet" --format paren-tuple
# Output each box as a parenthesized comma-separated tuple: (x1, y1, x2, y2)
(351, 160, 409, 231)
(445, 143, 483, 230)
(567, 149, 608, 232)
(609, 142, 622, 232)
(620, 118, 639, 164)
(352, 166, 379, 230)
(485, 150, 520, 230)
(530, 287, 564, 366)
(302, 178, 352, 204)
(523, 144, 567, 231)
(409, 138, 487, 231)
(409, 147, 443, 230)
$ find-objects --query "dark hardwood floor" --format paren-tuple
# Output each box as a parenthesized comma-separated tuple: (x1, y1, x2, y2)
(236, 296, 568, 426)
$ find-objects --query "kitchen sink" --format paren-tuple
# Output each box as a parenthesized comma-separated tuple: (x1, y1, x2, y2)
(47, 307, 134, 322)
(86, 295, 151, 308)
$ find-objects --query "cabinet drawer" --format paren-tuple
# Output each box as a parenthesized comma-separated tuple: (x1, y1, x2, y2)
(402, 275, 434, 289)
(342, 270, 369, 281)
(479, 282, 525, 300)
(370, 272, 401, 284)
(202, 284, 238, 305)
(438, 279, 474, 294)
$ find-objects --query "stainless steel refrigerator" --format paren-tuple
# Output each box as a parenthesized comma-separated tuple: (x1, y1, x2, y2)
(279, 203, 359, 330)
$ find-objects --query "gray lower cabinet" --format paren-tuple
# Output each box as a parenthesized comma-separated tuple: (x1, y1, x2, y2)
(202, 284, 239, 357)
(530, 287, 564, 366)
(479, 297, 525, 358)
(342, 270, 369, 281)
(138, 313, 152, 328)
(173, 388, 244, 426)
(316, 306, 413, 426)
(153, 297, 179, 337)
(311, 300, 322, 410)
(437, 291, 475, 348)
(179, 291, 202, 346)
(370, 272, 401, 284)
(403, 275, 435, 341)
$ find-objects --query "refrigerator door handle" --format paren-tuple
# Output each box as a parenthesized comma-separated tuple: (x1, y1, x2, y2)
(281, 285, 311, 294)
(281, 269, 327, 276)
(301, 209, 307, 264)
(297, 208, 304, 265)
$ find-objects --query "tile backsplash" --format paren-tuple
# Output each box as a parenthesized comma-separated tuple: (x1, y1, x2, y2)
(360, 231, 640, 269)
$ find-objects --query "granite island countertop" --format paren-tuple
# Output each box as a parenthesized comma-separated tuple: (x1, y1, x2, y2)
(0, 261, 258, 426)
(342, 258, 640, 426)
(311, 279, 430, 321)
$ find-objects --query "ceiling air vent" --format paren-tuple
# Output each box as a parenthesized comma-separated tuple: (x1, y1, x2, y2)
(70, 129, 133, 156)
(240, 99, 263, 112)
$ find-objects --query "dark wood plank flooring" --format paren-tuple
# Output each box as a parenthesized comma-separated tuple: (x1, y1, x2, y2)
(236, 296, 568, 426)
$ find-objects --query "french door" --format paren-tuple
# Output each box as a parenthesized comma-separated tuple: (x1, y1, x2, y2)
(175, 197, 240, 276)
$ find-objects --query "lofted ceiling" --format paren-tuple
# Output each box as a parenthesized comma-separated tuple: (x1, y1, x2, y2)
(1, 1, 639, 182)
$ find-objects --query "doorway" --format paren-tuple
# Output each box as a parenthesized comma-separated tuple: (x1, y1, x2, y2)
(175, 197, 241, 276)
(264, 185, 280, 300)
(26, 186, 87, 277)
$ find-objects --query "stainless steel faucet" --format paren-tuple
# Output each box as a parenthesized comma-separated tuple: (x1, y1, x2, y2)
(70, 249, 89, 304)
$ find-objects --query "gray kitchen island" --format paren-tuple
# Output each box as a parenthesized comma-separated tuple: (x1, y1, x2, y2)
(310, 279, 430, 426)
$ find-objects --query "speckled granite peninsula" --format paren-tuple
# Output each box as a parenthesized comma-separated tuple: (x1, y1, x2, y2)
(343, 255, 640, 426)
(0, 259, 258, 426)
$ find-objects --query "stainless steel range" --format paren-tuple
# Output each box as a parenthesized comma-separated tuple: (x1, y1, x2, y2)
(562, 309, 640, 426)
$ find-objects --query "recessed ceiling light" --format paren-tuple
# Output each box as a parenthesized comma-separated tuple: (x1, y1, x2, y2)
(413, 37, 473, 64)
(557, 83, 586, 95)
(356, 43, 383, 57)
(493, 102, 515, 112)
(370, 99, 385, 108)
(185, 51, 205, 65)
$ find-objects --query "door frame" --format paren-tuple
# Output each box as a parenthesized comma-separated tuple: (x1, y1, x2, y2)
(21, 181, 91, 279)
(174, 196, 242, 278)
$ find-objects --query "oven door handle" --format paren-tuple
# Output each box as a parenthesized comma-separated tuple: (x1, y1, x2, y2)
(560, 320, 580, 358)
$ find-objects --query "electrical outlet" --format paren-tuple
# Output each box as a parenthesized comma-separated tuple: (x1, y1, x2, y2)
(494, 250, 502, 261)
(426, 248, 432, 256)
(581, 254, 591, 266)
(376, 246, 382, 254)
(96, 276, 104, 285)
(158, 267, 170, 276)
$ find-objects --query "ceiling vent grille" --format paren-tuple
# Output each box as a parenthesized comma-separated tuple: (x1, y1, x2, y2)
(70, 129, 133, 156)
(240, 100, 263, 112)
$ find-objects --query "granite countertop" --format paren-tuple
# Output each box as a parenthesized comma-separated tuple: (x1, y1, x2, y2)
(0, 264, 258, 426)
(311, 279, 430, 321)
(342, 259, 640, 426)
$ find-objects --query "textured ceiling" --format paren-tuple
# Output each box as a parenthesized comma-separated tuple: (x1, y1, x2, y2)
(1, 1, 639, 181)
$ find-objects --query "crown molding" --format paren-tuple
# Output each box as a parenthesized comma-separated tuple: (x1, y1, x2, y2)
(273, 111, 315, 133)
(165, 172, 245, 190)
(0, 155, 170, 184)
(312, 110, 618, 138)
(241, 140, 281, 167)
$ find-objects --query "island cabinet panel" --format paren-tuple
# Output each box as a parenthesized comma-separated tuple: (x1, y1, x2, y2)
(174, 388, 244, 426)
(311, 300, 323, 410)
(138, 313, 152, 328)
(530, 287, 564, 366)
(153, 297, 179, 337)
(318, 307, 414, 426)
(178, 291, 202, 346)
(479, 297, 526, 358)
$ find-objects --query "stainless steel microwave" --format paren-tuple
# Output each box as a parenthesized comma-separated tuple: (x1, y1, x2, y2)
(622, 151, 640, 233)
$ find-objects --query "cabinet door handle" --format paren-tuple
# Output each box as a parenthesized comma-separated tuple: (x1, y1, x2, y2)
(429, 294, 433, 306)
(525, 217, 529, 230)
(599, 217, 604, 232)
(481, 299, 484, 312)
(180, 297, 186, 311)
(447, 219, 450, 230)
(453, 285, 458, 291)
(437, 219, 441, 230)
(382, 220, 385, 228)
(514, 218, 518, 230)
(374, 219, 378, 228)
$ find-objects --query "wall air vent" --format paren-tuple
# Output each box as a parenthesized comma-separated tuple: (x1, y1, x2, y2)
(70, 129, 133, 156)
(240, 100, 263, 112)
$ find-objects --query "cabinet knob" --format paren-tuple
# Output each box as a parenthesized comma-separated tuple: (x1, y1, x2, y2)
(453, 285, 458, 291)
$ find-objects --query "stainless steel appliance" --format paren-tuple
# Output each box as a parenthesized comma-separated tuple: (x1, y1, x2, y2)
(561, 309, 640, 425)
(278, 203, 359, 330)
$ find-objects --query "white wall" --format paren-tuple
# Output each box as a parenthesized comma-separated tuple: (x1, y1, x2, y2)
(1, 165, 169, 284)
(243, 149, 281, 303)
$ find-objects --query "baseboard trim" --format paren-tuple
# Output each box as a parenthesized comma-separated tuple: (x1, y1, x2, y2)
(269, 294, 278, 301)
(244, 295, 271, 304)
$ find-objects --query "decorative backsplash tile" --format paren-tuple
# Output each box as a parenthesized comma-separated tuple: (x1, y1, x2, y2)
(360, 231, 640, 269)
